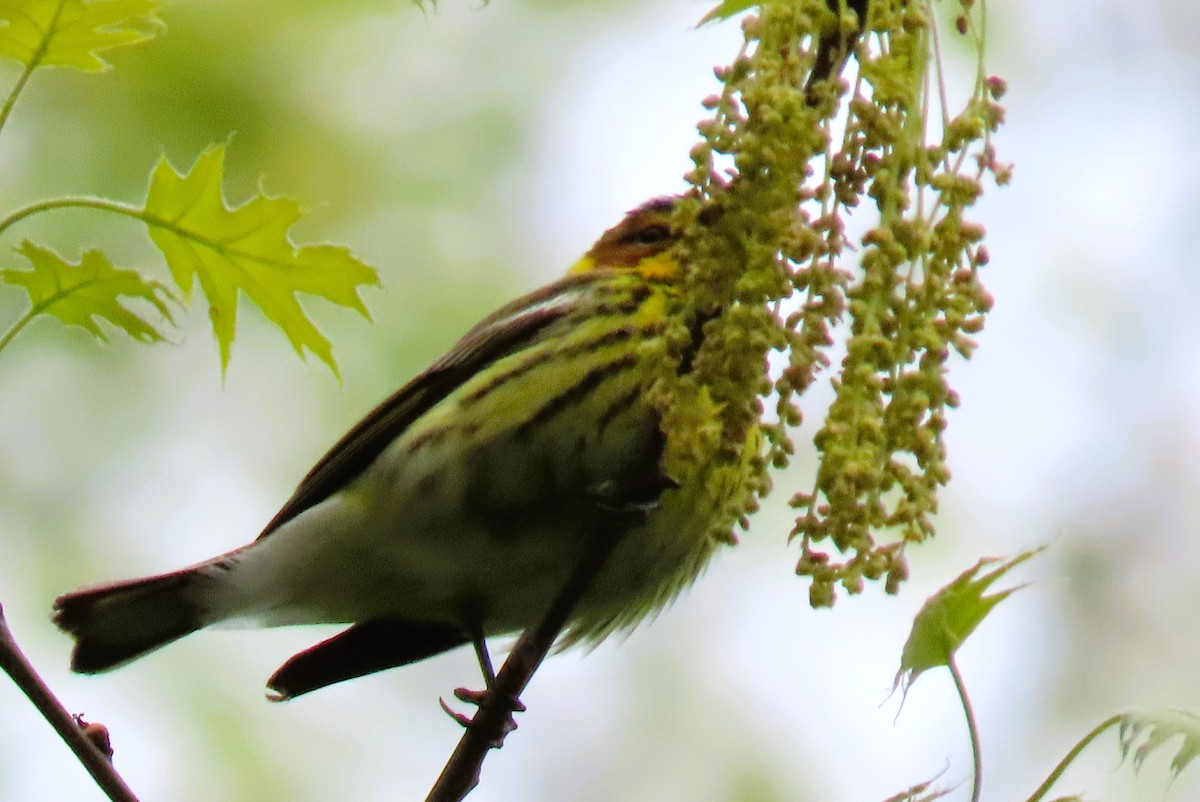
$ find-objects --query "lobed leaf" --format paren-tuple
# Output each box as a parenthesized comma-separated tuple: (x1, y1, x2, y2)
(2, 240, 173, 343)
(142, 145, 379, 376)
(1027, 709, 1200, 802)
(894, 546, 1044, 693)
(0, 0, 160, 72)
(1118, 709, 1200, 780)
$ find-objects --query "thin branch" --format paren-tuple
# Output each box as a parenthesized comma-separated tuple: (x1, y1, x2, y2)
(425, 516, 628, 802)
(804, 0, 869, 103)
(0, 602, 140, 802)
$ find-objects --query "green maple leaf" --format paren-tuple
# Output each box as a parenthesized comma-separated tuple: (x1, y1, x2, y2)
(2, 240, 173, 344)
(1119, 710, 1200, 780)
(894, 546, 1045, 694)
(142, 145, 379, 376)
(0, 0, 160, 72)
(1025, 709, 1200, 802)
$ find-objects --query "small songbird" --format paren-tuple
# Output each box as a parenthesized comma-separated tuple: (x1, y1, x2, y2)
(53, 197, 757, 701)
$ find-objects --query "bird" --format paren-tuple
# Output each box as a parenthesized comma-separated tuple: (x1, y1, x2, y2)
(52, 196, 759, 702)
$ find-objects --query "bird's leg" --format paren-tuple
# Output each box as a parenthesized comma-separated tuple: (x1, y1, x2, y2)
(439, 417, 673, 745)
(470, 625, 496, 687)
(439, 621, 524, 747)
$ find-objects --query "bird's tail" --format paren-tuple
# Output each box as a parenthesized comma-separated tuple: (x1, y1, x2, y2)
(53, 569, 212, 673)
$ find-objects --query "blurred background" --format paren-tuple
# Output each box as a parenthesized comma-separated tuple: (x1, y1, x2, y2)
(2, 0, 1199, 799)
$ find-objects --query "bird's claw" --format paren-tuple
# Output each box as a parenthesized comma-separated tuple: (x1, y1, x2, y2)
(454, 686, 526, 714)
(439, 695, 475, 728)
(439, 686, 524, 748)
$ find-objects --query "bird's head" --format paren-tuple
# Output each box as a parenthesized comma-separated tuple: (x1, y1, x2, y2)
(568, 197, 682, 279)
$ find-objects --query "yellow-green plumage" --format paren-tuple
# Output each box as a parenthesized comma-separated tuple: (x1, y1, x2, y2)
(52, 197, 759, 699)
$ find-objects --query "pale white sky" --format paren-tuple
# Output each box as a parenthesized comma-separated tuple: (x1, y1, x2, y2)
(7, 1, 1200, 800)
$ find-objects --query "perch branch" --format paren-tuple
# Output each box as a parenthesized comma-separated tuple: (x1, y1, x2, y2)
(0, 602, 140, 802)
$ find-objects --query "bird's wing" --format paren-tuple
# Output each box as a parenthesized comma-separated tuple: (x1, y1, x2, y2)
(256, 274, 595, 539)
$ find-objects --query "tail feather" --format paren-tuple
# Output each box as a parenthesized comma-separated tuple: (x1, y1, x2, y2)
(53, 570, 208, 673)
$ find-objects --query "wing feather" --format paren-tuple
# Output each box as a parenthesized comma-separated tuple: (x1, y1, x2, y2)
(257, 274, 595, 539)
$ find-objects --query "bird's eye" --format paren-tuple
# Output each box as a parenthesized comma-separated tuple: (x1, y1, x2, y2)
(622, 224, 672, 246)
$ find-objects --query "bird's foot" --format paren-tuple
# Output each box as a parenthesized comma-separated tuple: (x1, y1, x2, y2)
(439, 687, 526, 748)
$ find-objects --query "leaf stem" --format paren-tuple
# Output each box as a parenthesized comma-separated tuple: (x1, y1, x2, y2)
(0, 197, 145, 241)
(0, 197, 151, 361)
(0, 602, 141, 802)
(0, 0, 68, 138)
(0, 63, 38, 139)
(0, 193, 286, 271)
(0, 306, 38, 356)
(1021, 714, 1123, 802)
(948, 654, 983, 802)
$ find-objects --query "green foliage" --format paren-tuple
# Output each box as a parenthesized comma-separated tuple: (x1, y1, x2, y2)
(887, 549, 1200, 802)
(894, 547, 1042, 692)
(0, 0, 378, 374)
(0, 0, 159, 72)
(1025, 710, 1200, 802)
(887, 548, 1041, 802)
(1, 241, 173, 347)
(1118, 710, 1200, 782)
(143, 145, 378, 375)
(665, 0, 1008, 606)
(697, 0, 759, 26)
(787, 0, 1005, 605)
